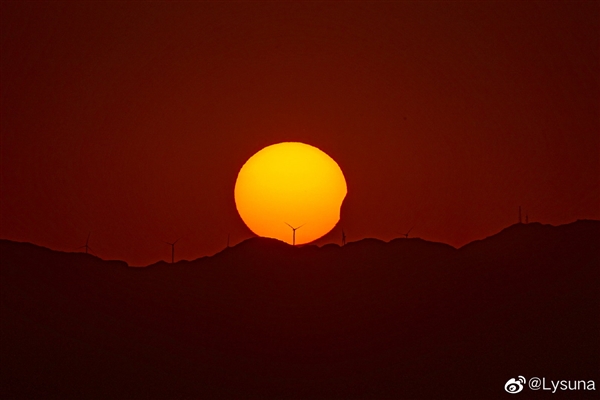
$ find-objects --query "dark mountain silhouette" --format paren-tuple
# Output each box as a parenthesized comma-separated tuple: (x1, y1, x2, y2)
(1, 220, 598, 399)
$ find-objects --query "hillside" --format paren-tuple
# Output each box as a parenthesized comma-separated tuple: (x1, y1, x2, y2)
(1, 220, 598, 399)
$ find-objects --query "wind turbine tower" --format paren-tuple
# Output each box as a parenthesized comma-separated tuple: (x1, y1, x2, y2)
(342, 229, 346, 246)
(164, 239, 180, 264)
(284, 222, 305, 246)
(519, 206, 522, 224)
(403, 226, 414, 239)
(78, 232, 93, 254)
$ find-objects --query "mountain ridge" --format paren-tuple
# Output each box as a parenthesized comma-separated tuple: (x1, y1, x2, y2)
(3, 219, 596, 268)
(1, 219, 598, 399)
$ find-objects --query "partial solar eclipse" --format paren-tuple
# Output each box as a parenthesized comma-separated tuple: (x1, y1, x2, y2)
(235, 142, 347, 245)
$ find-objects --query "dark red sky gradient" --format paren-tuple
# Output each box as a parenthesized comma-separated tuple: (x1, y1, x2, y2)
(1, 2, 598, 266)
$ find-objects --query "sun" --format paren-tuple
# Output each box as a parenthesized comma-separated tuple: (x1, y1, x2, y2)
(234, 142, 347, 245)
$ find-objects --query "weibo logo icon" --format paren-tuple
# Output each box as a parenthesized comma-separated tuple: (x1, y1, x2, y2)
(505, 376, 526, 394)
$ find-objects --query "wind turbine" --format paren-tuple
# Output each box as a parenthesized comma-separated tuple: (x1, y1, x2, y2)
(284, 222, 305, 246)
(342, 229, 346, 246)
(402, 226, 414, 239)
(164, 238, 180, 264)
(519, 206, 522, 224)
(77, 232, 93, 254)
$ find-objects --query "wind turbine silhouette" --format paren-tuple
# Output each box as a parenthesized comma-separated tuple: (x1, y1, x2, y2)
(164, 238, 180, 264)
(519, 206, 522, 224)
(401, 226, 414, 239)
(77, 232, 93, 254)
(284, 222, 305, 246)
(342, 229, 346, 246)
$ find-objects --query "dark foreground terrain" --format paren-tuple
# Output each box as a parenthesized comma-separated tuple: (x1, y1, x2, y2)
(1, 221, 598, 399)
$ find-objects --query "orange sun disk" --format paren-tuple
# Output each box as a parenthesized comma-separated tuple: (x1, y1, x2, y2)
(234, 142, 347, 245)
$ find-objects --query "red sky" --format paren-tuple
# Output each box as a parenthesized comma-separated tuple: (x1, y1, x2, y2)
(1, 2, 598, 266)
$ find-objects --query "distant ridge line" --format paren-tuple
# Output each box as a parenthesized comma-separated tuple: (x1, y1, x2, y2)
(1, 219, 598, 268)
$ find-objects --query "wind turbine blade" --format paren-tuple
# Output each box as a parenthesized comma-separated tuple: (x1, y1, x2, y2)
(284, 222, 293, 229)
(297, 223, 306, 230)
(174, 238, 181, 244)
(407, 226, 414, 234)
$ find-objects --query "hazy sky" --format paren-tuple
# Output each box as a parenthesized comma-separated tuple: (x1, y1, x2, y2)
(1, 1, 598, 265)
